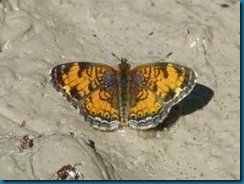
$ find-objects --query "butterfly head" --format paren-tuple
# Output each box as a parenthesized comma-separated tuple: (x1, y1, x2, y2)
(118, 58, 131, 71)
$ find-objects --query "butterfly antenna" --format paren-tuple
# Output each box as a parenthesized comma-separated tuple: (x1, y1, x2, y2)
(92, 34, 111, 52)
(92, 34, 121, 62)
(162, 52, 173, 61)
(142, 30, 154, 44)
(111, 52, 121, 62)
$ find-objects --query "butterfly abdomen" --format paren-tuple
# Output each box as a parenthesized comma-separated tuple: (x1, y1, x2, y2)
(118, 59, 131, 126)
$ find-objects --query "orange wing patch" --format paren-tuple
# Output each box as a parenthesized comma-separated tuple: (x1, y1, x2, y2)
(84, 89, 119, 120)
(129, 89, 162, 119)
(128, 63, 197, 129)
(60, 63, 106, 97)
(49, 62, 120, 131)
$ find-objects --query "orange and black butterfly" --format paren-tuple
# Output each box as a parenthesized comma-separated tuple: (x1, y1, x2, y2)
(49, 58, 197, 131)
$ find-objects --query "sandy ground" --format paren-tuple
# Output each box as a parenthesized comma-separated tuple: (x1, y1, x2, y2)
(0, 0, 240, 180)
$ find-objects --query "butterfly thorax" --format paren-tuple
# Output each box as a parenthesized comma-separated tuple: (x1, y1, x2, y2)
(118, 58, 131, 126)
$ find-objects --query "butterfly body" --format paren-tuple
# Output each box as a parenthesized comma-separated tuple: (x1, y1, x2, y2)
(49, 58, 197, 131)
(118, 58, 131, 126)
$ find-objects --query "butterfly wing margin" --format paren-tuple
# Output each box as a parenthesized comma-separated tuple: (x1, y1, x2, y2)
(128, 62, 197, 129)
(49, 62, 120, 131)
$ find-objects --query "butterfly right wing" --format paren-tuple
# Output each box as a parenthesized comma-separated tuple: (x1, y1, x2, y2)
(128, 62, 197, 130)
(49, 62, 120, 131)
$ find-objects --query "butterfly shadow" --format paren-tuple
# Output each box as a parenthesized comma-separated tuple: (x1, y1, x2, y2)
(155, 83, 214, 131)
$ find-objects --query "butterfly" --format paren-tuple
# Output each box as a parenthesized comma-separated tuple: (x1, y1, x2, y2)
(49, 58, 197, 131)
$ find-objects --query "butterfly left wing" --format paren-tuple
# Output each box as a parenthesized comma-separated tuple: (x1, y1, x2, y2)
(128, 62, 197, 130)
(49, 62, 120, 131)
